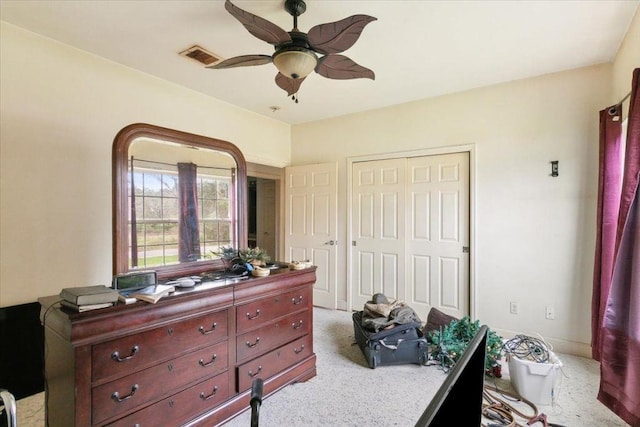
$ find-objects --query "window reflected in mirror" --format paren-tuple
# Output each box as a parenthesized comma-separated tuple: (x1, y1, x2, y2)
(128, 140, 237, 268)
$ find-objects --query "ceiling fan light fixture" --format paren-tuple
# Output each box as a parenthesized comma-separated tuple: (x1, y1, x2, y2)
(273, 47, 317, 79)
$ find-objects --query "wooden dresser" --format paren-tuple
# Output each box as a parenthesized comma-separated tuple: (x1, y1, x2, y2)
(39, 267, 316, 427)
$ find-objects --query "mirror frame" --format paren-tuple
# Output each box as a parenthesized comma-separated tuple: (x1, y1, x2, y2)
(112, 123, 247, 279)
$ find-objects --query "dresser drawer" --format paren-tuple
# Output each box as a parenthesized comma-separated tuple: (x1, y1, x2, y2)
(237, 334, 312, 392)
(236, 286, 310, 333)
(236, 309, 310, 363)
(92, 341, 229, 425)
(92, 310, 228, 383)
(107, 372, 230, 427)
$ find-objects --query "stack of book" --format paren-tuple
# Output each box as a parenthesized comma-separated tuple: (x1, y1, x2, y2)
(59, 285, 119, 312)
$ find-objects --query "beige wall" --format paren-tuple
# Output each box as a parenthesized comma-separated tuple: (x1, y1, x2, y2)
(613, 7, 640, 109)
(289, 10, 638, 355)
(0, 23, 291, 306)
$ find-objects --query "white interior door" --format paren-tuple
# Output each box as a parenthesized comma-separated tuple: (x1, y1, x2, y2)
(351, 158, 406, 311)
(406, 152, 469, 320)
(284, 163, 338, 308)
(350, 153, 469, 320)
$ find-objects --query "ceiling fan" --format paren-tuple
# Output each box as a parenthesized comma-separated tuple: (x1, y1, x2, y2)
(208, 0, 377, 102)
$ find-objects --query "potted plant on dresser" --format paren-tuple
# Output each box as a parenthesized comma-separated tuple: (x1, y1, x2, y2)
(238, 247, 270, 267)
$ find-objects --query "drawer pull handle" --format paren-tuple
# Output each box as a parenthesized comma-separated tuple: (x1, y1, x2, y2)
(246, 309, 261, 320)
(111, 345, 139, 362)
(294, 345, 305, 354)
(248, 366, 262, 377)
(292, 296, 303, 305)
(292, 320, 303, 330)
(199, 385, 219, 401)
(111, 384, 139, 403)
(199, 354, 218, 367)
(246, 337, 260, 348)
(199, 323, 217, 335)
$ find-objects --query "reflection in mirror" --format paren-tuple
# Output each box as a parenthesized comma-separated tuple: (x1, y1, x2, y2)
(129, 139, 237, 267)
(113, 124, 247, 279)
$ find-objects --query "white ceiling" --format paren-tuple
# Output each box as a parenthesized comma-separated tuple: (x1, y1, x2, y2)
(1, 0, 638, 124)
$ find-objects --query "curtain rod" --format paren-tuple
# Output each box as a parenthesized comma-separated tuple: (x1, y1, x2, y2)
(133, 157, 234, 171)
(618, 91, 632, 105)
(608, 91, 632, 117)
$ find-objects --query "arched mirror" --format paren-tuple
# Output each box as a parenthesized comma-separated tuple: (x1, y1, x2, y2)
(113, 123, 247, 279)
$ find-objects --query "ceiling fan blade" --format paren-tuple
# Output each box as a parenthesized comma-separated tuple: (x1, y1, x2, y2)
(316, 55, 375, 80)
(275, 73, 306, 96)
(307, 15, 377, 55)
(225, 0, 291, 46)
(206, 55, 273, 69)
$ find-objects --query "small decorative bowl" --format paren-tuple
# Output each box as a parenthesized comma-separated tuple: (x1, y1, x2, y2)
(289, 261, 307, 270)
(251, 267, 270, 277)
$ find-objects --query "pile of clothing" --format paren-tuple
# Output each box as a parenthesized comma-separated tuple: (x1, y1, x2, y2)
(360, 293, 422, 332)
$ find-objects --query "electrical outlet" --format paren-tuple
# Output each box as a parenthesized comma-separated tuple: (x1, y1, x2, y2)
(545, 305, 555, 320)
(510, 302, 519, 314)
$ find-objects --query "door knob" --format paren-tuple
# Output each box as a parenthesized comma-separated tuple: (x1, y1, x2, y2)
(323, 240, 336, 246)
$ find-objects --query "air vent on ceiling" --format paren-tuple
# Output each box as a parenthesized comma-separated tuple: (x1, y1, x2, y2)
(179, 45, 221, 66)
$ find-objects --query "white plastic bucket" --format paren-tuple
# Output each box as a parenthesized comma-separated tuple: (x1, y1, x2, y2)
(507, 352, 562, 405)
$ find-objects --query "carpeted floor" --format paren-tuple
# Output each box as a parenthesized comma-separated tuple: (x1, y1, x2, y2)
(15, 307, 628, 426)
(222, 307, 628, 427)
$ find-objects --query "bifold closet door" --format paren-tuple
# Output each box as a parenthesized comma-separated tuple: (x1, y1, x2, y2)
(351, 158, 407, 311)
(405, 152, 469, 320)
(350, 153, 469, 321)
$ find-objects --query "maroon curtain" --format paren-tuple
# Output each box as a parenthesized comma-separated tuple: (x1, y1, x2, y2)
(591, 107, 624, 360)
(615, 69, 640, 257)
(130, 156, 138, 267)
(597, 68, 640, 426)
(178, 162, 201, 262)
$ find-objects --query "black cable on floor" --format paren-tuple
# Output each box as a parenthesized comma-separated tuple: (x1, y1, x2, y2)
(502, 335, 550, 363)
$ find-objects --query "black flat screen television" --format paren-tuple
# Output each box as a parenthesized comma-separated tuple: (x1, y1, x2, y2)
(415, 324, 488, 426)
